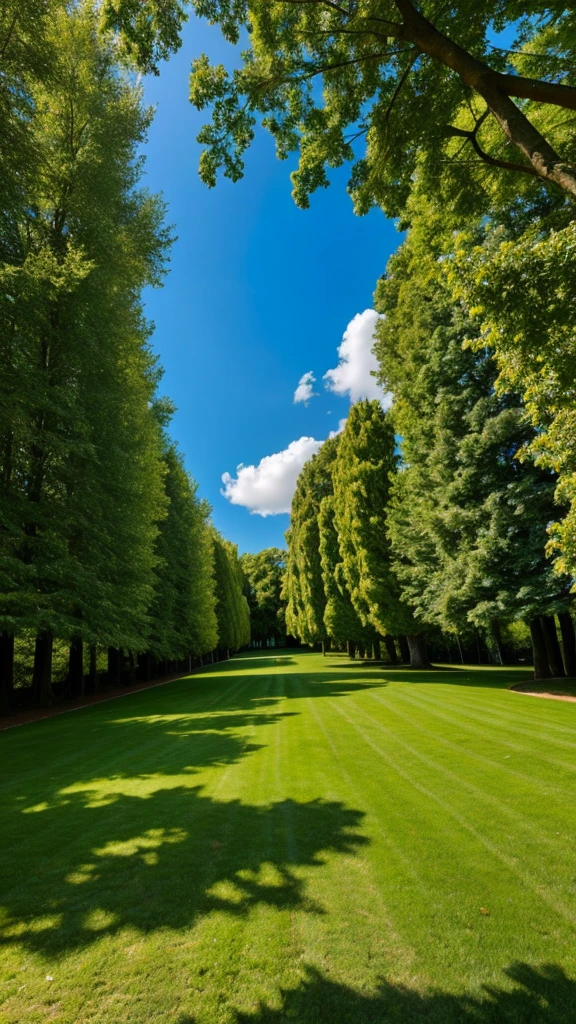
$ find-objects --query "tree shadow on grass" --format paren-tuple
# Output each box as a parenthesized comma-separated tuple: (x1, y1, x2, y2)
(200, 655, 297, 674)
(1, 777, 367, 958)
(327, 665, 534, 691)
(176, 962, 576, 1024)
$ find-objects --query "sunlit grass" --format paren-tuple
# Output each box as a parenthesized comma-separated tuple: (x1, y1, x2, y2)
(1, 652, 575, 1023)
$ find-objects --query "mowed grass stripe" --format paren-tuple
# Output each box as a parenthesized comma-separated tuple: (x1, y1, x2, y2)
(386, 681, 576, 761)
(388, 684, 576, 778)
(329, 694, 576, 928)
(401, 673, 576, 742)
(362, 692, 569, 851)
(2, 651, 576, 1024)
(299, 666, 572, 992)
(367, 689, 574, 837)
(283, 671, 417, 989)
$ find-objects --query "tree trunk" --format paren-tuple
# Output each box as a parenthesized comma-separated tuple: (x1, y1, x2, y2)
(406, 634, 430, 668)
(540, 616, 565, 677)
(474, 628, 483, 665)
(398, 635, 410, 663)
(107, 646, 121, 688)
(373, 639, 381, 661)
(384, 636, 398, 665)
(491, 621, 505, 666)
(347, 640, 357, 660)
(32, 631, 53, 705)
(0, 632, 14, 713)
(137, 651, 151, 682)
(88, 644, 98, 693)
(322, 638, 331, 657)
(68, 636, 84, 698)
(455, 634, 465, 664)
(557, 611, 576, 678)
(528, 619, 552, 679)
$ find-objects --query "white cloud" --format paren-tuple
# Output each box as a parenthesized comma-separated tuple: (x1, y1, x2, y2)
(328, 418, 347, 439)
(324, 309, 390, 406)
(221, 436, 323, 516)
(293, 370, 317, 405)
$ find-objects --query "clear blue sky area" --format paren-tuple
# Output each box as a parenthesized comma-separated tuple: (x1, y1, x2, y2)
(142, 16, 401, 554)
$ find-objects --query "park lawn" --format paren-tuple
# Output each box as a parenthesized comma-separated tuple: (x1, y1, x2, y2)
(1, 652, 575, 1024)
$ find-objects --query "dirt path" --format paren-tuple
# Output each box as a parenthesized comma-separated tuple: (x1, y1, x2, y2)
(510, 683, 576, 704)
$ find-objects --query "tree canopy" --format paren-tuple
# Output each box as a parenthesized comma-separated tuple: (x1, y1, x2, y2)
(375, 202, 571, 644)
(103, 1, 576, 212)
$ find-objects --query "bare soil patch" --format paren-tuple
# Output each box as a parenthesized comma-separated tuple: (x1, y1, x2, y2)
(510, 682, 576, 704)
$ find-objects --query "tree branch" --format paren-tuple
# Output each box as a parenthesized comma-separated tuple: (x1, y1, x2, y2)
(0, 11, 18, 61)
(495, 72, 576, 111)
(445, 124, 540, 178)
(390, 0, 576, 196)
(380, 51, 419, 129)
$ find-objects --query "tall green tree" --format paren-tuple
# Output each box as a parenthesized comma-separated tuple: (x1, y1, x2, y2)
(331, 401, 428, 666)
(283, 437, 340, 646)
(0, 0, 64, 264)
(451, 219, 576, 586)
(147, 443, 217, 665)
(212, 532, 250, 655)
(318, 494, 375, 652)
(240, 548, 286, 646)
(374, 200, 573, 677)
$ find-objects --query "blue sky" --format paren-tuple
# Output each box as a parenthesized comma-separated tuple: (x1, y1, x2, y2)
(142, 15, 401, 553)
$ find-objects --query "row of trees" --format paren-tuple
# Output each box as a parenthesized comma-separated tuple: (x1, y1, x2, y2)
(373, 192, 576, 679)
(285, 169, 576, 677)
(0, 3, 249, 712)
(89, 1, 576, 605)
(284, 404, 429, 667)
(285, 387, 575, 677)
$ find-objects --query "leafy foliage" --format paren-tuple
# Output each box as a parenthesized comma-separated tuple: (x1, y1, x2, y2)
(0, 4, 250, 705)
(318, 495, 372, 645)
(212, 532, 251, 653)
(283, 437, 340, 645)
(240, 548, 286, 645)
(105, 0, 576, 210)
(332, 400, 419, 637)
(374, 198, 573, 639)
(451, 220, 576, 583)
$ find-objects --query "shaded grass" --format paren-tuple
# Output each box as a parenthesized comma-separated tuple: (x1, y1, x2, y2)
(1, 652, 575, 1023)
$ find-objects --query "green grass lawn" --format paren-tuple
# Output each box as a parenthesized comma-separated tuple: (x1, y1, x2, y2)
(1, 651, 576, 1024)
